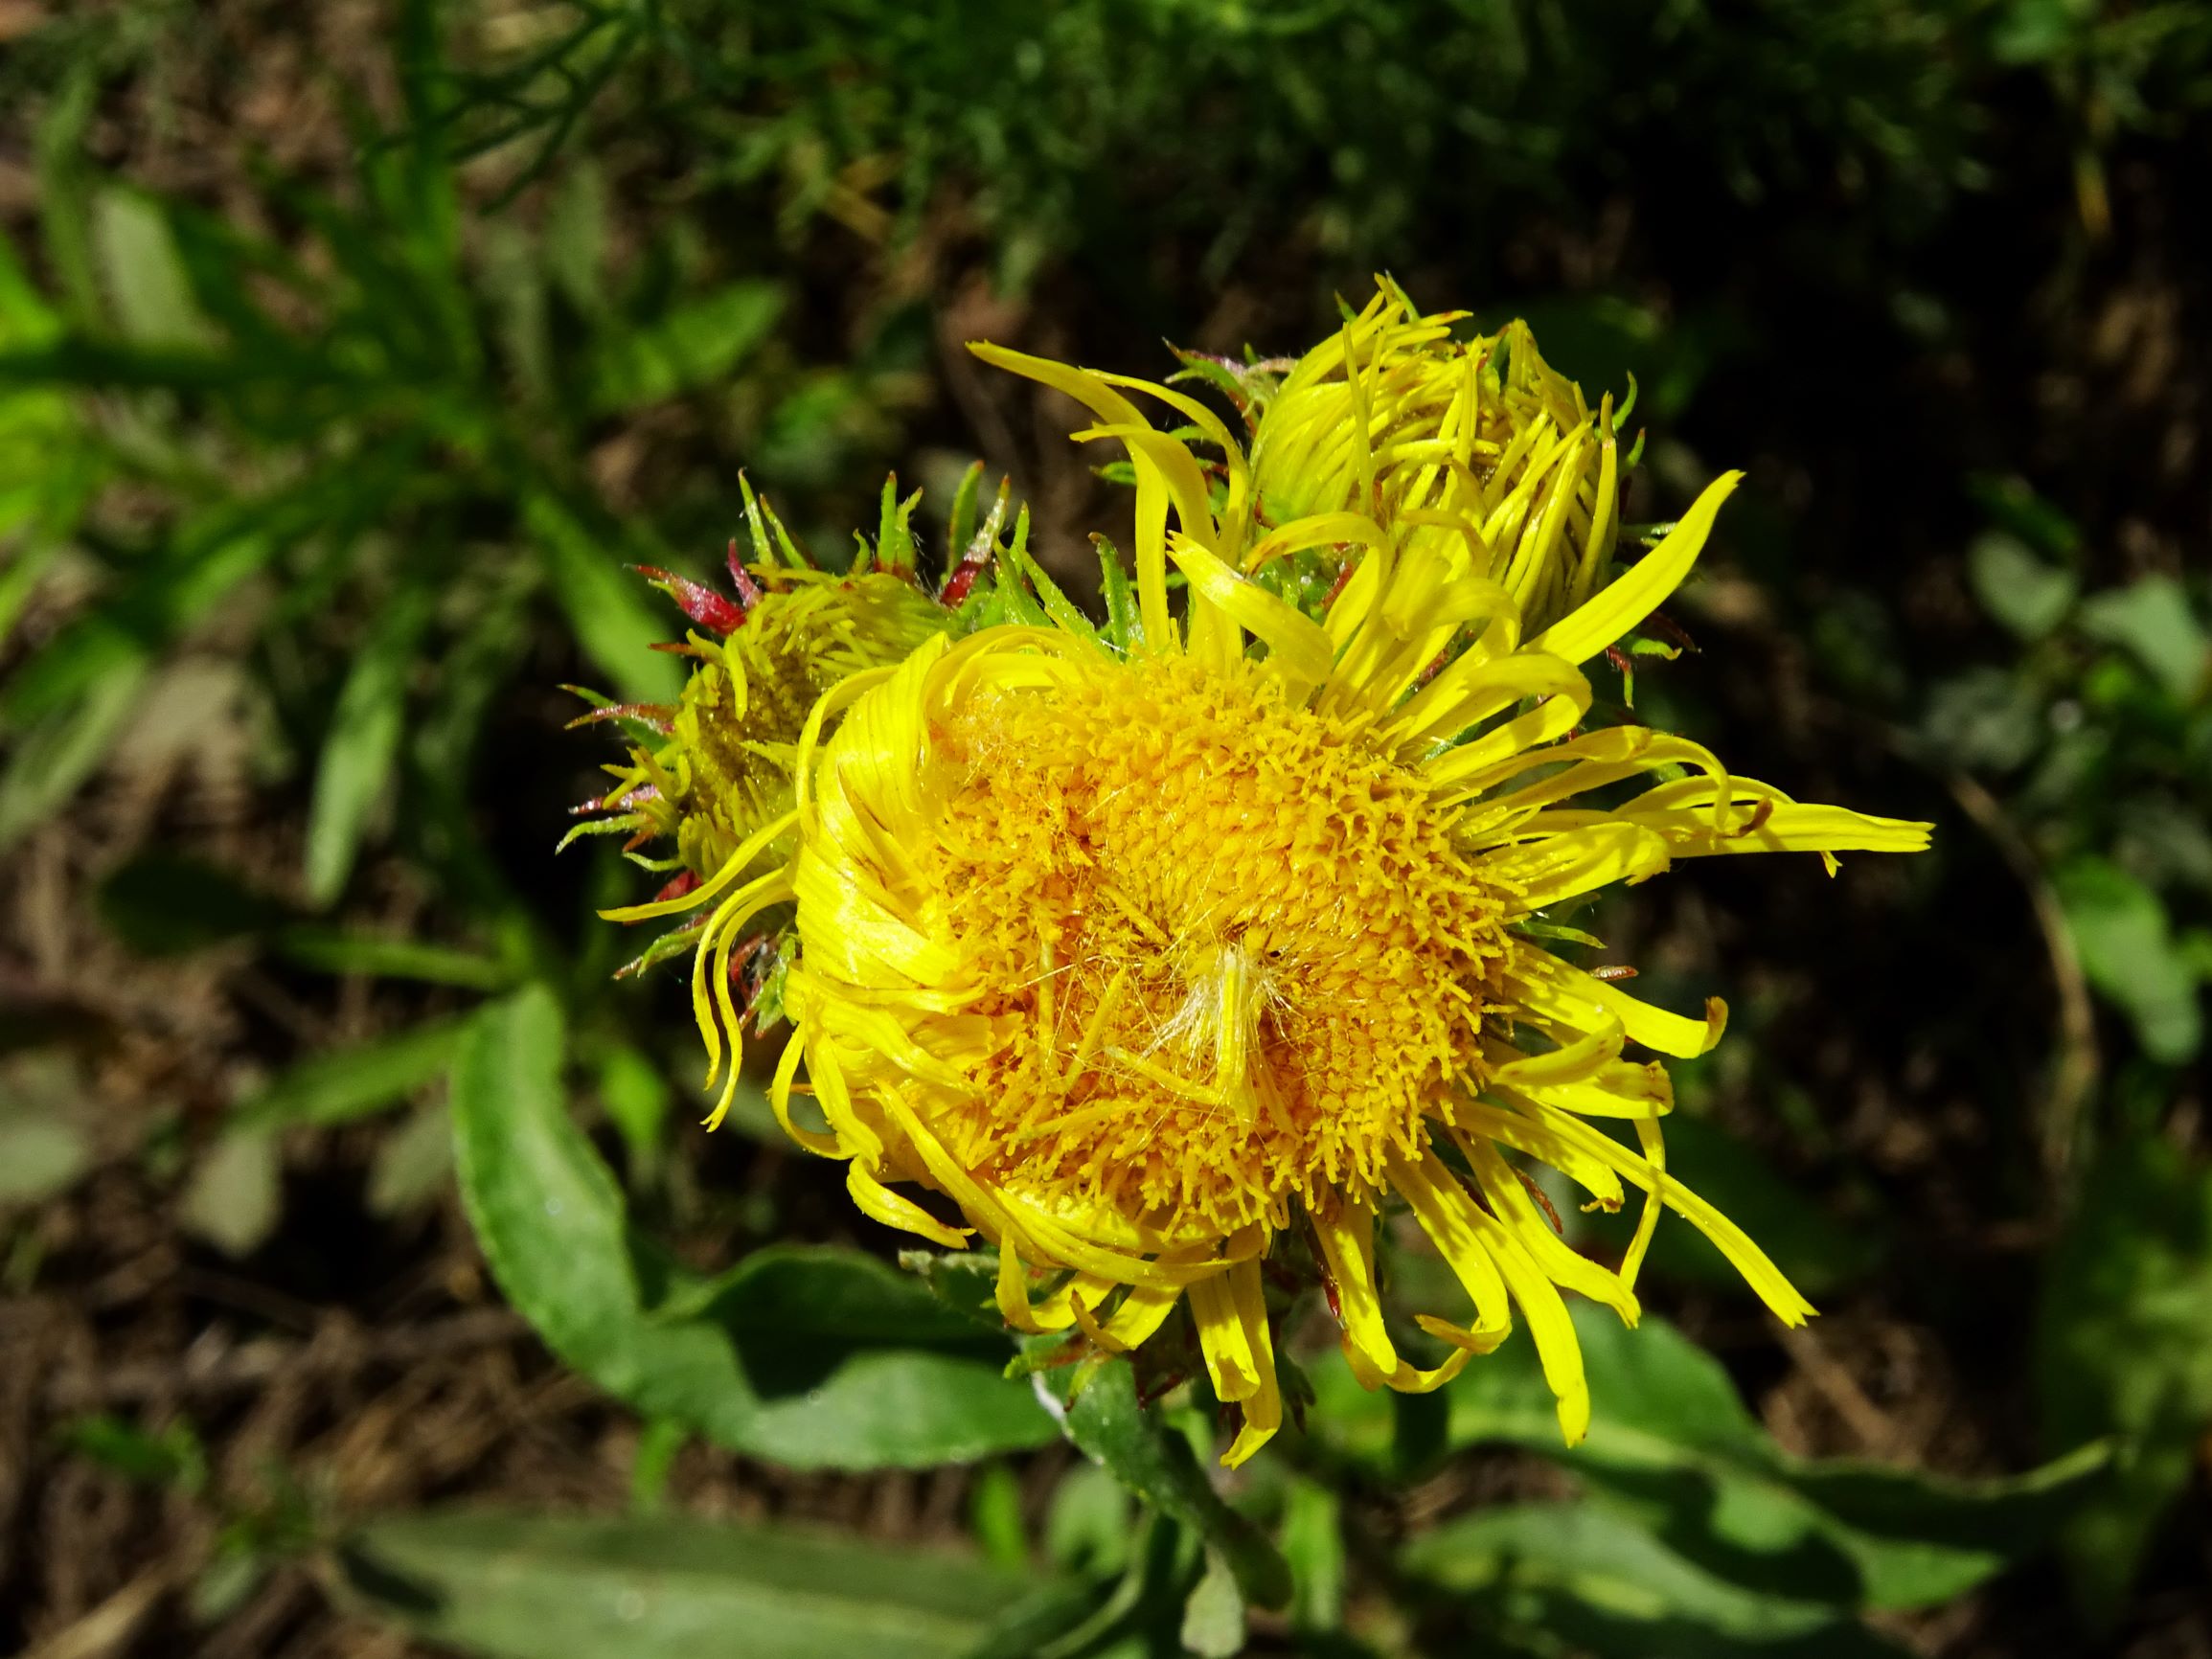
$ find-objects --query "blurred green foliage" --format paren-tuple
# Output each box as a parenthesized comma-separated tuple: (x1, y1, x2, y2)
(1922, 488, 2212, 1102)
(2038, 1137, 2212, 1622)
(427, 0, 2212, 290)
(5, 0, 2210, 1655)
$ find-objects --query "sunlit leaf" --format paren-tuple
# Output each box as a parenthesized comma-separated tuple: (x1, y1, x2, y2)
(968, 1463, 1029, 1570)
(1316, 1304, 2106, 1613)
(1403, 1501, 1914, 1658)
(592, 1041, 673, 1175)
(341, 1511, 1077, 1659)
(0, 230, 97, 564)
(450, 988, 1057, 1468)
(1044, 1463, 1132, 1578)
(1280, 1479, 1345, 1634)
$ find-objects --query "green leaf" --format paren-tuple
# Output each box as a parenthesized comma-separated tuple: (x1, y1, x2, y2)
(1920, 667, 2041, 773)
(178, 1128, 283, 1258)
(231, 1017, 469, 1132)
(946, 460, 985, 576)
(413, 557, 539, 784)
(0, 233, 96, 558)
(33, 64, 101, 324)
(872, 474, 922, 575)
(2055, 855, 2202, 1062)
(392, 0, 466, 281)
(307, 588, 432, 906)
(593, 1041, 673, 1174)
(1966, 475, 2080, 559)
(0, 664, 147, 852)
(2182, 927, 2212, 984)
(1417, 1305, 2102, 1612)
(1061, 1359, 1291, 1611)
(1044, 1463, 1132, 1577)
(0, 1052, 95, 1209)
(1967, 532, 2076, 640)
(1402, 1502, 1914, 1658)
(57, 1413, 207, 1492)
(450, 988, 1056, 1468)
(92, 190, 217, 350)
(2077, 576, 2210, 703)
(1178, 1551, 1244, 1658)
(0, 451, 400, 782)
(191, 1554, 267, 1625)
(274, 928, 513, 989)
(544, 162, 609, 318)
(2037, 1136, 2212, 1623)
(1281, 1478, 1346, 1633)
(593, 282, 785, 413)
(968, 1463, 1029, 1570)
(1095, 537, 1136, 652)
(0, 500, 289, 731)
(368, 1102, 455, 1217)
(340, 1511, 1069, 1659)
(526, 494, 685, 705)
(0, 1114, 92, 1207)
(1003, 511, 1098, 644)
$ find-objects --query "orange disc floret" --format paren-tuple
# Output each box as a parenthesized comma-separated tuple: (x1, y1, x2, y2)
(915, 649, 1512, 1239)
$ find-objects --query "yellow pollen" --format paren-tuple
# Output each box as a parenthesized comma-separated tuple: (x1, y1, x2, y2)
(923, 652, 1512, 1236)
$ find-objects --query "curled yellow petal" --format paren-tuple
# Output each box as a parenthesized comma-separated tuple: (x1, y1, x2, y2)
(851, 1161, 969, 1249)
(1311, 1190, 1471, 1394)
(1527, 470, 1743, 668)
(1504, 943, 1727, 1059)
(1166, 531, 1335, 696)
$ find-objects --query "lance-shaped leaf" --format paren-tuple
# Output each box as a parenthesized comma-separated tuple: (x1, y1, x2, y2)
(450, 987, 1057, 1469)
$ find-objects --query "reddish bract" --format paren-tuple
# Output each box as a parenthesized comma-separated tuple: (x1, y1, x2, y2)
(652, 870, 702, 905)
(725, 538, 766, 606)
(632, 564, 746, 635)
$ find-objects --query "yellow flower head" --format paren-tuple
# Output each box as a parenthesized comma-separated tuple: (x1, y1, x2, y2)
(643, 570, 946, 880)
(637, 307, 1930, 1469)
(1246, 279, 1630, 635)
(573, 479, 951, 981)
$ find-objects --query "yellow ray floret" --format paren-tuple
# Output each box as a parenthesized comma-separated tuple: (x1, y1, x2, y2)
(1248, 278, 1633, 635)
(639, 301, 1931, 1466)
